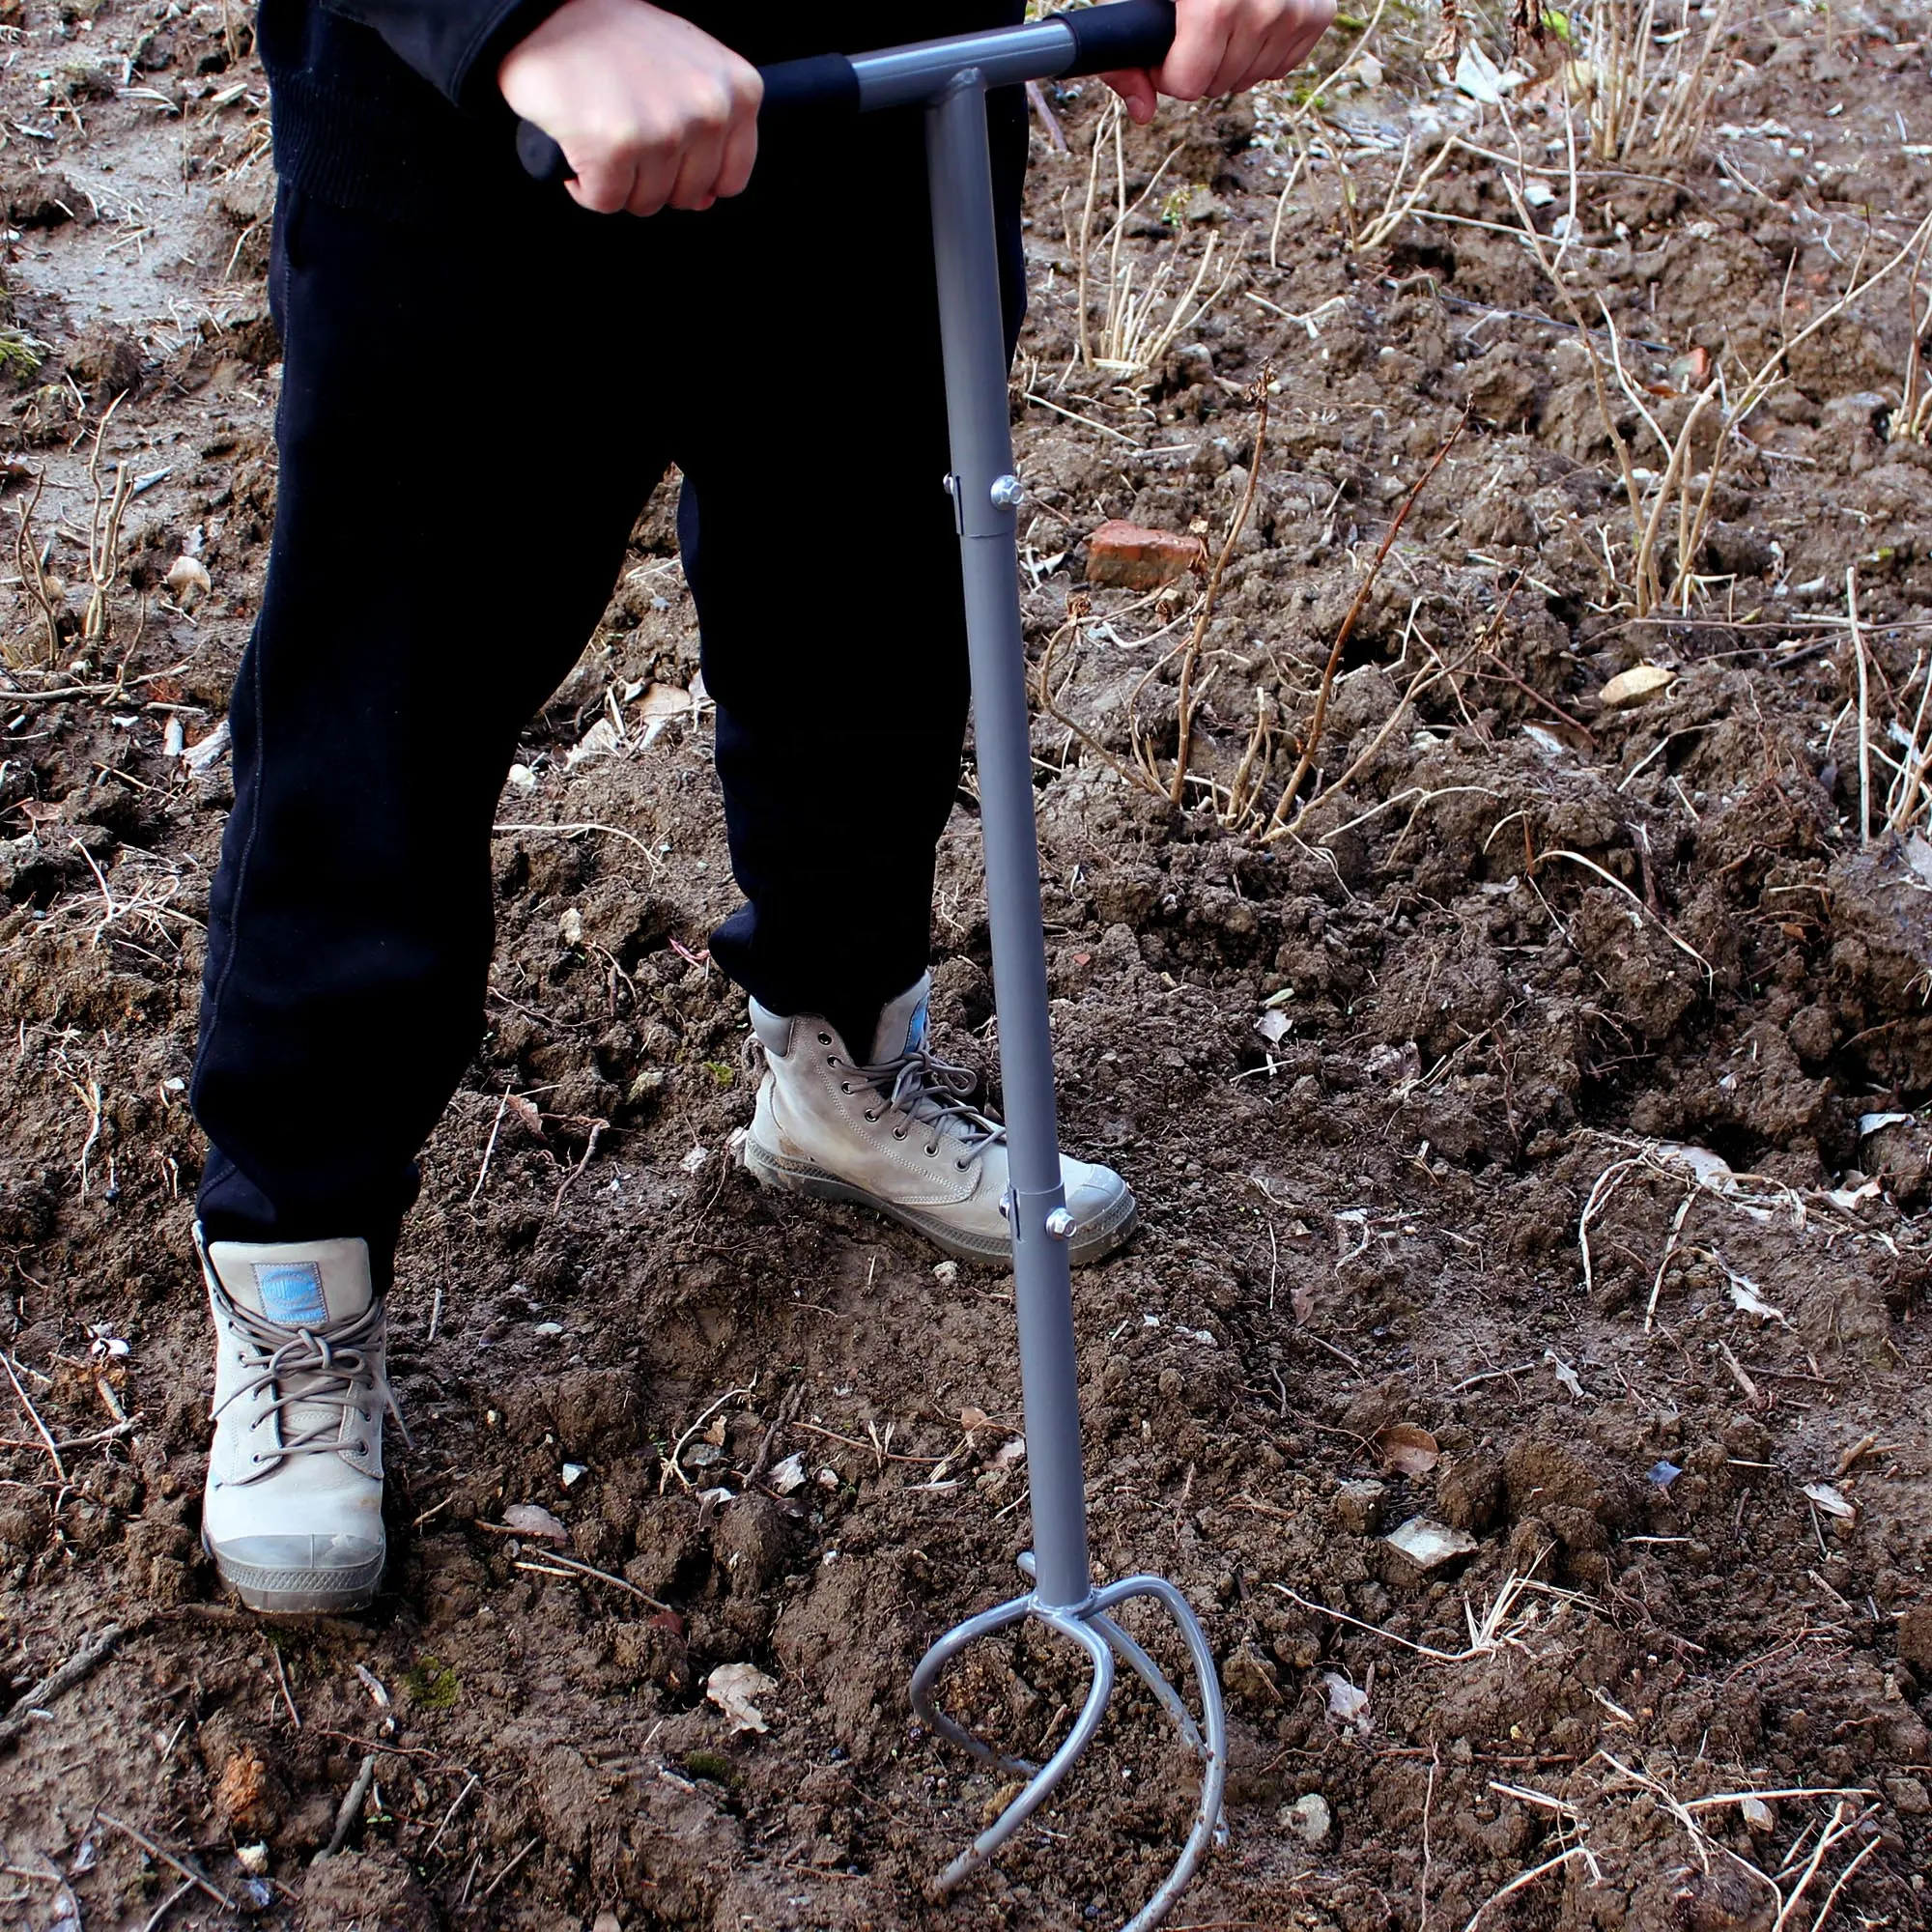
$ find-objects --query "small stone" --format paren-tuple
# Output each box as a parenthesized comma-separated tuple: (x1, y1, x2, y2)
(236, 1843, 270, 1875)
(1382, 1516, 1478, 1574)
(1739, 1795, 1776, 1833)
(593, 1916, 622, 1932)
(1888, 1776, 1931, 1817)
(1330, 1479, 1386, 1536)
(560, 1463, 587, 1487)
(68, 321, 142, 401)
(1220, 1642, 1281, 1707)
(1085, 519, 1207, 590)
(1279, 1792, 1331, 1847)
(1897, 1604, 1932, 1674)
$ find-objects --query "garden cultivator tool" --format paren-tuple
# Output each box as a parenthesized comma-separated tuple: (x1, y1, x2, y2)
(524, 10, 1228, 1920)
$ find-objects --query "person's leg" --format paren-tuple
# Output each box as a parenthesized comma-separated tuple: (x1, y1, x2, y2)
(673, 70, 1137, 1264)
(189, 186, 669, 1609)
(192, 189, 669, 1278)
(674, 78, 1030, 1055)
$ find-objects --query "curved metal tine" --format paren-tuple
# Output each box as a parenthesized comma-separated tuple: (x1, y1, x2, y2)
(1096, 1578, 1232, 1932)
(910, 1589, 1041, 1776)
(927, 1614, 1117, 1900)
(1087, 1608, 1207, 1756)
(1097, 1584, 1229, 1855)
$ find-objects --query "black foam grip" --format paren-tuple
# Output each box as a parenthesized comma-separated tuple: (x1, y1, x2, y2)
(1052, 0, 1177, 74)
(757, 51, 862, 118)
(517, 118, 571, 185)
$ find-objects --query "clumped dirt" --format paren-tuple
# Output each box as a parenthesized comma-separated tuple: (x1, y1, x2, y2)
(5, 1, 1932, 1928)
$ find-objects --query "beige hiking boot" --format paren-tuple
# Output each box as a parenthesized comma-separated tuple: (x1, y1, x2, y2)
(198, 1231, 397, 1613)
(742, 975, 1137, 1266)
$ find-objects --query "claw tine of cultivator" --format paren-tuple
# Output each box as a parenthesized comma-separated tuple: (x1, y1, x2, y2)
(908, 1588, 1043, 1776)
(921, 1609, 1117, 1901)
(911, 1568, 1228, 1931)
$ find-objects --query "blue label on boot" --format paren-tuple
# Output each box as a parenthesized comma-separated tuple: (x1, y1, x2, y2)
(258, 1262, 328, 1328)
(907, 1000, 928, 1054)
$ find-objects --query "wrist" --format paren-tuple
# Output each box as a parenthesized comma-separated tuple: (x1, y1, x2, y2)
(474, 0, 576, 112)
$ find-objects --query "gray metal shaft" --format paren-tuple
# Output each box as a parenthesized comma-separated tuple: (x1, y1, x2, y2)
(855, 18, 1075, 107)
(924, 71, 1091, 1611)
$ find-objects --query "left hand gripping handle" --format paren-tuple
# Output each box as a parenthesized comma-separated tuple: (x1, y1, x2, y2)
(515, 50, 860, 185)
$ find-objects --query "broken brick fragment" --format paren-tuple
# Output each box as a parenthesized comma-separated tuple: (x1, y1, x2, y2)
(1084, 519, 1207, 590)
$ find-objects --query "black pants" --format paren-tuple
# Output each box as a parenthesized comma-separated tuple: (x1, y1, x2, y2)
(191, 89, 1027, 1274)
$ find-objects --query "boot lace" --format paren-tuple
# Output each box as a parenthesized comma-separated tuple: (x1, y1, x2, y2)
(212, 1282, 407, 1480)
(854, 1041, 1007, 1163)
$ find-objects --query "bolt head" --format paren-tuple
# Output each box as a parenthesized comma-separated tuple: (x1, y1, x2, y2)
(989, 473, 1024, 510)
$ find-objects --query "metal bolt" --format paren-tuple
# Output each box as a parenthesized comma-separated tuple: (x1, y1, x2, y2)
(989, 473, 1024, 510)
(1044, 1208, 1076, 1239)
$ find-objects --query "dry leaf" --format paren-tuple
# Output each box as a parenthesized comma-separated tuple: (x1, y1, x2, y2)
(1728, 1276, 1788, 1324)
(567, 715, 623, 767)
(1321, 1670, 1369, 1726)
(1544, 1348, 1584, 1399)
(165, 554, 211, 607)
(706, 1662, 778, 1733)
(1599, 664, 1676, 708)
(1802, 1481, 1856, 1521)
(506, 1094, 545, 1138)
(769, 1452, 807, 1494)
(703, 1414, 727, 1446)
(501, 1503, 568, 1545)
(1376, 1422, 1439, 1476)
(634, 681, 694, 723)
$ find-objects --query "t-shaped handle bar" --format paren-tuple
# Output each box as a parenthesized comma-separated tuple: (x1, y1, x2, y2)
(516, 0, 1176, 184)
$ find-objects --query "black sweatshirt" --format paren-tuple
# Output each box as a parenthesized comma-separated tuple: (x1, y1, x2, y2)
(258, 0, 1020, 225)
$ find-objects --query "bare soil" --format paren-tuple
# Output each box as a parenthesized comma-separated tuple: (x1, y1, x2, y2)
(4, 3, 1932, 1930)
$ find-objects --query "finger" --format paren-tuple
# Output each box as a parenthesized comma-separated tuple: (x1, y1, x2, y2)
(1244, 15, 1314, 87)
(1101, 67, 1158, 122)
(667, 118, 727, 211)
(623, 140, 680, 218)
(1154, 0, 1232, 98)
(1279, 2, 1337, 72)
(567, 154, 638, 216)
(714, 104, 760, 200)
(1205, 14, 1268, 97)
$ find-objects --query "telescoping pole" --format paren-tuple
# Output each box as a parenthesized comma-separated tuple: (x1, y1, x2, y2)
(923, 67, 1094, 1616)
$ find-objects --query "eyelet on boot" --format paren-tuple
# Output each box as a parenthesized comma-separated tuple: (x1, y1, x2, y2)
(865, 1109, 879, 1122)
(817, 1032, 832, 1045)
(839, 1082, 854, 1094)
(925, 1144, 939, 1157)
(894, 1126, 908, 1140)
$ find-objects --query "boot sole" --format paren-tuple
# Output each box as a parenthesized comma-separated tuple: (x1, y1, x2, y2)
(744, 1136, 1139, 1267)
(204, 1531, 384, 1615)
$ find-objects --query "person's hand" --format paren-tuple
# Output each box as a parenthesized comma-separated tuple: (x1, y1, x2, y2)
(1104, 0, 1337, 125)
(498, 0, 762, 216)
